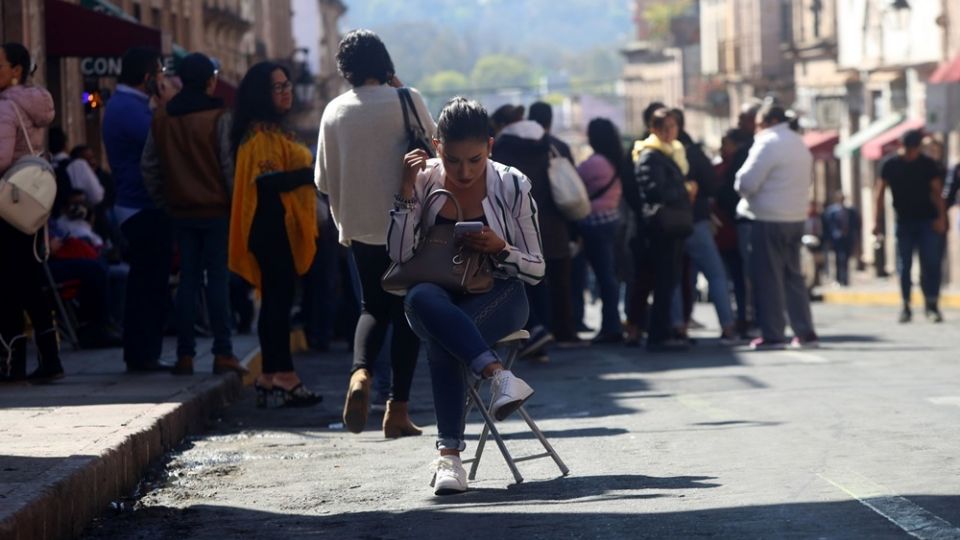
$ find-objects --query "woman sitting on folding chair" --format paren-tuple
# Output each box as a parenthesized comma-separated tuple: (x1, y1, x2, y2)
(388, 97, 545, 495)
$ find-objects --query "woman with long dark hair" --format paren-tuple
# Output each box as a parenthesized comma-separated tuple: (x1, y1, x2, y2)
(0, 42, 61, 383)
(573, 118, 627, 343)
(228, 62, 320, 406)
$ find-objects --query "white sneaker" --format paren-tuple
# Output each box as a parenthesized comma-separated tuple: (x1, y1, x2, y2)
(490, 370, 534, 421)
(431, 455, 467, 495)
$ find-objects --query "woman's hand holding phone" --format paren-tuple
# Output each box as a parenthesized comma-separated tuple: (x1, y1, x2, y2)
(461, 226, 506, 254)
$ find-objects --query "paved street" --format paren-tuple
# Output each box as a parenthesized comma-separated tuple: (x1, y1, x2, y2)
(79, 303, 960, 539)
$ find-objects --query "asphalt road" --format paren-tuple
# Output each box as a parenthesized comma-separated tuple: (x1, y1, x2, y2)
(80, 303, 960, 539)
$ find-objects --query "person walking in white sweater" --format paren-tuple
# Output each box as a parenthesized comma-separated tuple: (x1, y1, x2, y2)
(735, 102, 819, 350)
(315, 29, 436, 438)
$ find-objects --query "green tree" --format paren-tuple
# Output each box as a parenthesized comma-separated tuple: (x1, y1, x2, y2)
(418, 71, 471, 95)
(644, 0, 693, 42)
(470, 54, 533, 91)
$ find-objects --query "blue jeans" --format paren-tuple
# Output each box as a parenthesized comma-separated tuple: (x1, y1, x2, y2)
(174, 217, 232, 358)
(895, 219, 945, 304)
(577, 220, 623, 335)
(404, 279, 529, 451)
(672, 220, 735, 328)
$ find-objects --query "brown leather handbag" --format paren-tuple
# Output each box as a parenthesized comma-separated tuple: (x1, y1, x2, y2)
(381, 189, 494, 296)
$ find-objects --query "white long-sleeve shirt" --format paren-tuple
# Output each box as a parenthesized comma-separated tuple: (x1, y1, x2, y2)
(387, 159, 545, 285)
(315, 85, 436, 246)
(735, 123, 813, 223)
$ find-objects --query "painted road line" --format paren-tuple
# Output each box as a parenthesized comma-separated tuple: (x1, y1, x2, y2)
(818, 471, 960, 539)
(928, 396, 960, 407)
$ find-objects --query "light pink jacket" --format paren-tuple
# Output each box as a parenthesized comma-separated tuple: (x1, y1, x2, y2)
(0, 84, 55, 175)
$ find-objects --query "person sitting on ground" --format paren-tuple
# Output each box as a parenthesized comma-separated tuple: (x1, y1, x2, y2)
(391, 97, 543, 496)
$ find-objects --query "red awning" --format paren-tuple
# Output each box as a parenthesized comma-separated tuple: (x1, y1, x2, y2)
(45, 0, 162, 58)
(802, 130, 839, 160)
(930, 53, 960, 84)
(861, 118, 925, 161)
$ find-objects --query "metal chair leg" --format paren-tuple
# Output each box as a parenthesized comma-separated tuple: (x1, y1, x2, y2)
(42, 262, 81, 350)
(517, 407, 569, 476)
(466, 384, 523, 484)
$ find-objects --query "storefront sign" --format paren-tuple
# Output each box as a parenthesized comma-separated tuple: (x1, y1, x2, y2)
(81, 57, 122, 77)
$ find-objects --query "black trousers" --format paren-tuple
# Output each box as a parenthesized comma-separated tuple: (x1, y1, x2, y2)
(120, 209, 173, 366)
(648, 233, 685, 344)
(0, 222, 56, 351)
(350, 241, 420, 402)
(253, 238, 297, 374)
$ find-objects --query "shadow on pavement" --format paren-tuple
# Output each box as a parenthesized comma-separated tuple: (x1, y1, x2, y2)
(79, 496, 960, 539)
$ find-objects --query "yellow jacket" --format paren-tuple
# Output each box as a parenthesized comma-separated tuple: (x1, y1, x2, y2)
(228, 123, 317, 292)
(632, 134, 689, 176)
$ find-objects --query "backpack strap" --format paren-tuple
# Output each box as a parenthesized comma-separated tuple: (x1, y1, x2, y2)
(8, 101, 37, 156)
(589, 173, 620, 201)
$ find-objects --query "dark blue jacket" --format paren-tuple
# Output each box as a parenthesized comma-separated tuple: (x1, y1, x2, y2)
(102, 85, 154, 210)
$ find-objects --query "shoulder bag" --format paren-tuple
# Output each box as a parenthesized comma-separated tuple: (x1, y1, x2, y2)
(0, 102, 57, 236)
(547, 145, 591, 221)
(381, 189, 494, 296)
(398, 88, 435, 158)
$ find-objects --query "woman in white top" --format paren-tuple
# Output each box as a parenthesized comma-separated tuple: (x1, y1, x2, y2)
(316, 30, 436, 439)
(390, 97, 543, 495)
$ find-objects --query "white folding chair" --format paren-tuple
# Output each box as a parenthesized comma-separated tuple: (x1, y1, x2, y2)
(461, 329, 569, 484)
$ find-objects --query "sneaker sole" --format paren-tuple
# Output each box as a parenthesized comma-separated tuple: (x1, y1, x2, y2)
(493, 390, 534, 421)
(520, 334, 554, 358)
(434, 485, 468, 496)
(343, 385, 369, 434)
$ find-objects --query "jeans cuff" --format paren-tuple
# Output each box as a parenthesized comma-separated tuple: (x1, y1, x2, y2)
(468, 350, 499, 377)
(436, 437, 466, 452)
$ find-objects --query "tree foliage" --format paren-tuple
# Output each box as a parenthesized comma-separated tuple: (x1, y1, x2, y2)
(418, 70, 470, 94)
(644, 0, 693, 42)
(470, 55, 534, 90)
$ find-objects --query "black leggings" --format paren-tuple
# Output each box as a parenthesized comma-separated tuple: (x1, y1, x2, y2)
(350, 241, 420, 402)
(0, 222, 56, 351)
(253, 239, 297, 374)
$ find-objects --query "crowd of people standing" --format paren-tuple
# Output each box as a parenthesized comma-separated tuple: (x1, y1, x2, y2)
(0, 28, 956, 495)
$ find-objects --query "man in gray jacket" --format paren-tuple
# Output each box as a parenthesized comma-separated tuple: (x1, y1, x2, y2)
(735, 102, 818, 350)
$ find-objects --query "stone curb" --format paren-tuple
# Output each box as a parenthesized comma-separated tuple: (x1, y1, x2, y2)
(0, 346, 261, 540)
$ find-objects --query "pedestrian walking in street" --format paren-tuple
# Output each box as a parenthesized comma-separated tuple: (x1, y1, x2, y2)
(102, 47, 174, 373)
(626, 107, 694, 352)
(0, 42, 63, 384)
(316, 29, 434, 437)
(492, 104, 564, 360)
(391, 97, 541, 496)
(228, 61, 321, 407)
(575, 118, 626, 344)
(822, 190, 860, 287)
(735, 103, 819, 349)
(141, 52, 246, 377)
(670, 108, 738, 343)
(713, 128, 752, 336)
(874, 129, 947, 323)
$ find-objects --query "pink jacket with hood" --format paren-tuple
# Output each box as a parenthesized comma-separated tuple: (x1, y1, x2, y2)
(0, 84, 55, 175)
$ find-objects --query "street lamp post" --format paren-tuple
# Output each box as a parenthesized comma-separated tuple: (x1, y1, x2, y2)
(291, 47, 316, 110)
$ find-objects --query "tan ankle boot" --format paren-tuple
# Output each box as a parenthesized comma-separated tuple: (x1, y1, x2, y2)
(343, 369, 372, 434)
(382, 399, 423, 438)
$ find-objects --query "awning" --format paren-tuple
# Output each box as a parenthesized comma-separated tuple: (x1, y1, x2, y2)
(930, 53, 960, 84)
(45, 0, 161, 58)
(833, 113, 904, 159)
(803, 130, 839, 160)
(861, 118, 924, 161)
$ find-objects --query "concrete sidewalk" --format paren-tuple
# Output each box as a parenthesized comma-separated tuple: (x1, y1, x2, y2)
(0, 335, 262, 540)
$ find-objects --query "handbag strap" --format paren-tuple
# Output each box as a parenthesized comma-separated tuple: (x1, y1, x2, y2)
(8, 101, 37, 156)
(589, 173, 620, 201)
(422, 188, 463, 224)
(397, 87, 427, 135)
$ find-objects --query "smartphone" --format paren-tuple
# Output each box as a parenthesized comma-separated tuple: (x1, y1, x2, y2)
(454, 221, 484, 238)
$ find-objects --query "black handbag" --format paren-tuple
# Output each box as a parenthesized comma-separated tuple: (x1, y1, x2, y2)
(398, 88, 435, 157)
(381, 189, 494, 296)
(654, 205, 694, 238)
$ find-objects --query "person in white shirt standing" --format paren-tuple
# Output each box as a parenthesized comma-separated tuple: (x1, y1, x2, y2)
(735, 102, 819, 350)
(316, 29, 436, 439)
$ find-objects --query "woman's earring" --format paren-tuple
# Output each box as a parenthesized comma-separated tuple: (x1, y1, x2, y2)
(10, 78, 18, 86)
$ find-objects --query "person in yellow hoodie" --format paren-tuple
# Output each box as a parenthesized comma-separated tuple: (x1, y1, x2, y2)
(228, 62, 321, 407)
(623, 107, 694, 352)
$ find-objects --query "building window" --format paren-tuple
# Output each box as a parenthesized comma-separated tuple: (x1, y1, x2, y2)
(133, 2, 142, 22)
(780, 0, 793, 43)
(152, 7, 162, 28)
(811, 0, 822, 39)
